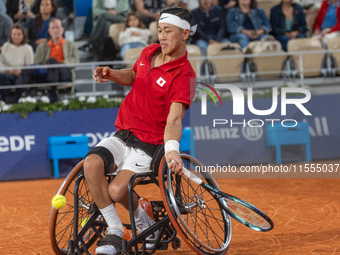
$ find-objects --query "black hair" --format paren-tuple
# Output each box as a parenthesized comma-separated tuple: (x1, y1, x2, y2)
(9, 23, 29, 45)
(235, 0, 257, 9)
(37, 0, 57, 30)
(160, 6, 192, 25)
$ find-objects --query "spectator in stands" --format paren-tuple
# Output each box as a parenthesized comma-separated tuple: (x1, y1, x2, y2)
(27, 0, 57, 51)
(296, 0, 323, 36)
(6, 0, 36, 25)
(0, 23, 33, 103)
(16, 18, 79, 102)
(181, 0, 200, 11)
(80, 0, 131, 54)
(0, 1, 6, 15)
(60, 0, 75, 29)
(216, 0, 236, 16)
(270, 0, 307, 51)
(227, 0, 271, 49)
(118, 12, 150, 59)
(191, 0, 229, 55)
(134, 0, 167, 27)
(0, 13, 13, 52)
(166, 0, 183, 8)
(312, 0, 340, 45)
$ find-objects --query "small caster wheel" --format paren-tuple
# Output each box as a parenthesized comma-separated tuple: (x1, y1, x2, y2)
(172, 237, 181, 250)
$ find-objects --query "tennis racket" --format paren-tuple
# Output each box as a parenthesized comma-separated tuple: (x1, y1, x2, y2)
(181, 167, 274, 232)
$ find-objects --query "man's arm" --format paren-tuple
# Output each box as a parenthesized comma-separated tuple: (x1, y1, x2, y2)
(0, 16, 12, 47)
(63, 41, 80, 64)
(164, 102, 187, 175)
(34, 44, 47, 65)
(93, 0, 107, 17)
(93, 66, 136, 86)
(134, 0, 160, 20)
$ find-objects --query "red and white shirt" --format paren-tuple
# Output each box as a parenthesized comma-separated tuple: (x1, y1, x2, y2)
(115, 43, 196, 145)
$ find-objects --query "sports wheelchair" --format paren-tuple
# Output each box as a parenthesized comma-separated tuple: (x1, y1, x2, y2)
(49, 146, 232, 255)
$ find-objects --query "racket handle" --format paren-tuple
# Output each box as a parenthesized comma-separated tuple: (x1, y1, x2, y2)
(182, 167, 203, 185)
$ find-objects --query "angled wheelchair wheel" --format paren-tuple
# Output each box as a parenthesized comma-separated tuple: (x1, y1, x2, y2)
(49, 160, 104, 255)
(159, 154, 232, 255)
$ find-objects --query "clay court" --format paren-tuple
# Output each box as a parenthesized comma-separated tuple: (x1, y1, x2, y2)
(0, 160, 339, 255)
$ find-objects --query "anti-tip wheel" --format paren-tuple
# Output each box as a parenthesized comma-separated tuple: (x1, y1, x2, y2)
(172, 237, 181, 250)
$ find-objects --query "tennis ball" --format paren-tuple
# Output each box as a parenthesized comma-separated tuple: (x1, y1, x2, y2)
(52, 195, 66, 210)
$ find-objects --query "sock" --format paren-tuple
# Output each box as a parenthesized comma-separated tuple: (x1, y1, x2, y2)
(100, 204, 124, 236)
(134, 202, 145, 220)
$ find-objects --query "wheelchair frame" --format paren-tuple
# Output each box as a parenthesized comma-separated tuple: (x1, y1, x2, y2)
(49, 153, 232, 255)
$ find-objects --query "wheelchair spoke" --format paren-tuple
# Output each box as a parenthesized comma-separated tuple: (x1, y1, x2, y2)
(50, 161, 104, 255)
(160, 154, 231, 254)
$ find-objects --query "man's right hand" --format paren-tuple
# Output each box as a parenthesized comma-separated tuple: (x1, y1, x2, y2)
(14, 11, 27, 20)
(36, 38, 47, 45)
(107, 9, 117, 15)
(93, 66, 111, 82)
(153, 11, 161, 21)
(313, 29, 322, 36)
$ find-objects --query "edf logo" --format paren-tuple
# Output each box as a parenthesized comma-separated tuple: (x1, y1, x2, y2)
(0, 135, 35, 152)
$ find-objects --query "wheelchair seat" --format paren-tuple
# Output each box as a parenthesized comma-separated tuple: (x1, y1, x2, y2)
(149, 145, 165, 175)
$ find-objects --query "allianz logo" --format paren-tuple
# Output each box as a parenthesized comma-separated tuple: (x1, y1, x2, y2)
(193, 126, 257, 141)
(193, 117, 330, 142)
(303, 117, 330, 137)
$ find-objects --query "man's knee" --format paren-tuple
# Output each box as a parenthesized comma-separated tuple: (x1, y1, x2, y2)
(84, 146, 115, 175)
(46, 57, 59, 64)
(108, 183, 128, 203)
(83, 154, 105, 179)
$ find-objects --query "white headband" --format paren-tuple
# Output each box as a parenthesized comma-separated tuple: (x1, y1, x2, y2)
(159, 13, 197, 36)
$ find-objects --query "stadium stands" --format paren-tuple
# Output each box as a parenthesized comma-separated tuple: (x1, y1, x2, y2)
(1, 0, 340, 101)
(257, 0, 280, 18)
(287, 38, 325, 78)
(327, 37, 340, 75)
(186, 44, 203, 77)
(207, 42, 244, 83)
(124, 47, 144, 68)
(108, 23, 126, 49)
(247, 40, 287, 78)
(148, 21, 158, 44)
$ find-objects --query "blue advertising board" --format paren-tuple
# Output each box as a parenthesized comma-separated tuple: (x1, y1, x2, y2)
(0, 108, 190, 181)
(0, 94, 339, 181)
(189, 93, 340, 166)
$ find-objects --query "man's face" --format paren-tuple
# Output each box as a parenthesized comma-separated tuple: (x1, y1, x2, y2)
(158, 23, 187, 55)
(200, 0, 213, 9)
(48, 20, 64, 40)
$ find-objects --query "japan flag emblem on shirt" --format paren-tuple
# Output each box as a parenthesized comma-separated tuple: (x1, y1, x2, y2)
(156, 77, 166, 87)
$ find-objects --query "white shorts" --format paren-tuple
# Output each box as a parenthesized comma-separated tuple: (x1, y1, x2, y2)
(95, 136, 152, 174)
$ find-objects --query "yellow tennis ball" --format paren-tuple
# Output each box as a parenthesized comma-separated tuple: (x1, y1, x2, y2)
(52, 195, 66, 210)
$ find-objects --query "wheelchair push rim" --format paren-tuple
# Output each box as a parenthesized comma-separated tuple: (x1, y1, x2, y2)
(49, 160, 103, 255)
(159, 154, 232, 254)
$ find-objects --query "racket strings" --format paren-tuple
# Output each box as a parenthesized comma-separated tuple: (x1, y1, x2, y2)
(224, 199, 272, 230)
(171, 172, 228, 249)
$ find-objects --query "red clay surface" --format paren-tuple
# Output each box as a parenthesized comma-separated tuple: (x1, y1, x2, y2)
(0, 161, 340, 255)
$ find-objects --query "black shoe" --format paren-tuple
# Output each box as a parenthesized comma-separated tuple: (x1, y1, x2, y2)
(75, 34, 89, 41)
(78, 43, 93, 52)
(62, 14, 75, 28)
